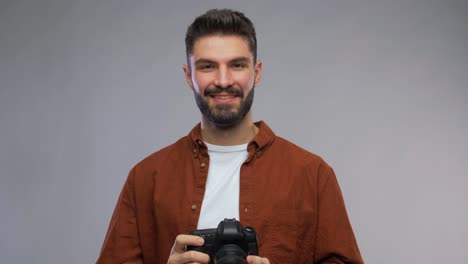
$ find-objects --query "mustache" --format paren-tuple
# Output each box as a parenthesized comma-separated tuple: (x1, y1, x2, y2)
(204, 86, 243, 97)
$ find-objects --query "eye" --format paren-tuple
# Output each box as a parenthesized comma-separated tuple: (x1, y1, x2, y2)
(232, 63, 247, 69)
(198, 64, 215, 71)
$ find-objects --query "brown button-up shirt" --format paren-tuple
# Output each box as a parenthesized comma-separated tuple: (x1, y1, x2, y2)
(97, 121, 363, 263)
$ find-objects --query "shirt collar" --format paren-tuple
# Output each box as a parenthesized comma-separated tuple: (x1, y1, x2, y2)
(188, 120, 276, 154)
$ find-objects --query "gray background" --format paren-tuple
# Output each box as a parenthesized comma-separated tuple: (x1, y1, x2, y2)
(1, 0, 467, 263)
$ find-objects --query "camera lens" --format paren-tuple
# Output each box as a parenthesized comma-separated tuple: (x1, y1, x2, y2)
(214, 244, 247, 264)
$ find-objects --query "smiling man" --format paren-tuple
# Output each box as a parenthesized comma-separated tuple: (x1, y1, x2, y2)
(97, 9, 363, 264)
(187, 34, 260, 134)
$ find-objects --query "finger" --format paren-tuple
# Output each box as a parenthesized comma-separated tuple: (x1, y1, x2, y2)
(173, 250, 210, 264)
(171, 234, 204, 254)
(247, 255, 270, 264)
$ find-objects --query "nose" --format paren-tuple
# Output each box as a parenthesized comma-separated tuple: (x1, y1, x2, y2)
(213, 66, 234, 88)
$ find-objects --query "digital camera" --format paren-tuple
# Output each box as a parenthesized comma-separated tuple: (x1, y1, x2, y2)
(187, 218, 258, 264)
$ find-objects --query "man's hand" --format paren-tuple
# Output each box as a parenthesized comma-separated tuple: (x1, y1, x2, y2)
(167, 234, 210, 264)
(247, 255, 270, 264)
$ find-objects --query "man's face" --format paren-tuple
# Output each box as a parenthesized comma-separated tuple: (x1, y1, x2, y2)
(184, 35, 262, 127)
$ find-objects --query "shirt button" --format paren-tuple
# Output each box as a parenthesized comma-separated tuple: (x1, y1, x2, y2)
(244, 208, 248, 212)
(193, 148, 198, 153)
(200, 162, 206, 168)
(191, 204, 197, 211)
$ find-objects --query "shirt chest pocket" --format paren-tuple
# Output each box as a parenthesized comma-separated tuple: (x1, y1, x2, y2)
(255, 209, 316, 263)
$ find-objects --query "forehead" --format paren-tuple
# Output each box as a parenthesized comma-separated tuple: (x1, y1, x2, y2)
(191, 35, 253, 63)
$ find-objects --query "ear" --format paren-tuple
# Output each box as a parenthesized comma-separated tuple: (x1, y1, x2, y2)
(254, 60, 263, 88)
(183, 64, 194, 91)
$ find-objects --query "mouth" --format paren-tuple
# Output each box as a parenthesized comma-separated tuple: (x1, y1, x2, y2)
(211, 94, 236, 99)
(209, 93, 238, 103)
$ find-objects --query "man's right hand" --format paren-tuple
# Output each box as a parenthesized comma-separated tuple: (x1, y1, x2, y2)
(167, 234, 210, 264)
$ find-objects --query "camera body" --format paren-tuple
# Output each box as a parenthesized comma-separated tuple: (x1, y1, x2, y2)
(187, 218, 258, 264)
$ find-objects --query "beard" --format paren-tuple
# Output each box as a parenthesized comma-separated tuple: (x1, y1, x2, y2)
(194, 85, 254, 128)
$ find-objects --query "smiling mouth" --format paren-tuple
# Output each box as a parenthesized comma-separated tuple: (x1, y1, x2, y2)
(211, 94, 236, 99)
(208, 93, 239, 104)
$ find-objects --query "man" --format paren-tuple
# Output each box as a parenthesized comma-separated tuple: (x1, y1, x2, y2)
(97, 9, 363, 264)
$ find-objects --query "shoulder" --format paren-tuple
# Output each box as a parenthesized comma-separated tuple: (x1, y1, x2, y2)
(132, 135, 191, 174)
(272, 136, 325, 164)
(271, 136, 333, 173)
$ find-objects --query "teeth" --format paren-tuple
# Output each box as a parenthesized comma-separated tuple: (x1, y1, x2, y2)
(214, 95, 234, 99)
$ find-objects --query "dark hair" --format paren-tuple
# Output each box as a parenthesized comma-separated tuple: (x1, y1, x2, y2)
(185, 9, 257, 65)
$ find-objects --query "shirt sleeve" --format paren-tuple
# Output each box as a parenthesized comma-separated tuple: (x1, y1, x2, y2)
(96, 168, 144, 264)
(313, 164, 364, 264)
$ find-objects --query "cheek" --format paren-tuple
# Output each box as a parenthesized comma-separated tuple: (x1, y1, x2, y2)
(192, 74, 212, 92)
(236, 73, 256, 89)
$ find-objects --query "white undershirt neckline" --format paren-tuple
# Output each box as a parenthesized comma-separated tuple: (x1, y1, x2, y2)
(196, 142, 249, 229)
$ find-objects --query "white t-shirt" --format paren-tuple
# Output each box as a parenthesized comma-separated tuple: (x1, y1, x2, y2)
(196, 142, 249, 229)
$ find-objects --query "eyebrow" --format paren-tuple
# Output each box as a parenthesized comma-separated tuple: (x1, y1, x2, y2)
(194, 56, 251, 66)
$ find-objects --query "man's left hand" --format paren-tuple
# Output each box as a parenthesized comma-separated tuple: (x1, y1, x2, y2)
(247, 255, 270, 264)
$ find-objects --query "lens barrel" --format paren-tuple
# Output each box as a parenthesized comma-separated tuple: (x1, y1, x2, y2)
(214, 244, 247, 264)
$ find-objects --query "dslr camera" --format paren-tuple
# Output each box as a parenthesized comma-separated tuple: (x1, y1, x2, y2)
(187, 218, 258, 264)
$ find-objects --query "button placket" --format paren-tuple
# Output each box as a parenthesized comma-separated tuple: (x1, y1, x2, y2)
(191, 139, 209, 223)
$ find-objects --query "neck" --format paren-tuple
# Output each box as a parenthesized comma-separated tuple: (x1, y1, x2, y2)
(200, 112, 258, 146)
